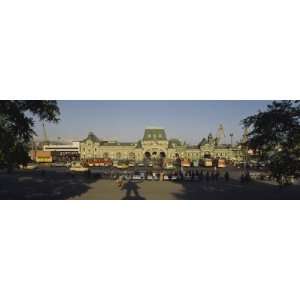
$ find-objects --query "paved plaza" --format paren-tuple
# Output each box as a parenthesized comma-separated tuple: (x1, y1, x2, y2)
(0, 167, 299, 200)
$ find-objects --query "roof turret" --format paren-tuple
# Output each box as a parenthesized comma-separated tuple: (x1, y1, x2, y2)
(143, 128, 167, 141)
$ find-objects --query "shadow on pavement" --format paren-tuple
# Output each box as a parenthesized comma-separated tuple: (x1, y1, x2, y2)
(121, 181, 146, 200)
(0, 170, 99, 200)
(171, 177, 300, 199)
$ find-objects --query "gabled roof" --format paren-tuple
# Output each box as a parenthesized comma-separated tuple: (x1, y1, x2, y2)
(81, 132, 100, 143)
(168, 138, 182, 148)
(143, 128, 167, 141)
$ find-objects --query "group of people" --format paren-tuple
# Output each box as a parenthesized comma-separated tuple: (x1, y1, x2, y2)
(114, 168, 231, 186)
(177, 169, 230, 182)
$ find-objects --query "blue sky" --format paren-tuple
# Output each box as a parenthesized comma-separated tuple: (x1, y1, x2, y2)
(34, 100, 272, 144)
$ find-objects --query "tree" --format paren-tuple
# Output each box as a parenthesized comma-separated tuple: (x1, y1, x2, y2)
(242, 100, 300, 185)
(0, 100, 60, 171)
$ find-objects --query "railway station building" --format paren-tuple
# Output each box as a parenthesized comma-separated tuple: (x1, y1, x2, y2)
(79, 127, 244, 162)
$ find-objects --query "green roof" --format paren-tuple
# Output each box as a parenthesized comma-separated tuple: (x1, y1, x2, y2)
(81, 132, 100, 143)
(136, 140, 142, 148)
(143, 128, 167, 141)
(168, 138, 182, 148)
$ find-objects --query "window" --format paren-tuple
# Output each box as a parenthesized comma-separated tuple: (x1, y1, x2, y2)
(148, 134, 151, 138)
(95, 148, 97, 152)
(159, 134, 162, 138)
(129, 152, 135, 160)
(153, 134, 157, 139)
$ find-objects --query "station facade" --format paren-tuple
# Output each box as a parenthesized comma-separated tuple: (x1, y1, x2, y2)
(79, 127, 244, 162)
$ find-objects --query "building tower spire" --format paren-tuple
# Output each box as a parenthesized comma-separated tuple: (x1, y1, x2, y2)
(216, 124, 225, 145)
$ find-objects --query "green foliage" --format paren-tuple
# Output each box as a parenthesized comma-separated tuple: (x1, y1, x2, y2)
(0, 100, 60, 170)
(242, 100, 300, 185)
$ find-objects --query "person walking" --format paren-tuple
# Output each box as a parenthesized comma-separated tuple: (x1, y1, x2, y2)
(206, 171, 210, 182)
(245, 170, 251, 183)
(216, 170, 220, 181)
(211, 169, 216, 182)
(116, 174, 125, 188)
(191, 171, 194, 181)
(199, 170, 203, 182)
(240, 173, 245, 183)
(224, 171, 229, 182)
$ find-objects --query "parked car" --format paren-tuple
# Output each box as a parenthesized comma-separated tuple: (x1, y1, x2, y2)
(132, 173, 142, 180)
(128, 161, 135, 167)
(70, 161, 89, 172)
(87, 160, 94, 167)
(147, 174, 153, 180)
(171, 175, 179, 181)
(20, 163, 38, 170)
(52, 162, 66, 167)
(132, 172, 145, 180)
(65, 162, 72, 168)
(103, 159, 113, 167)
(163, 175, 170, 180)
(152, 173, 159, 180)
(165, 160, 175, 169)
(117, 161, 129, 169)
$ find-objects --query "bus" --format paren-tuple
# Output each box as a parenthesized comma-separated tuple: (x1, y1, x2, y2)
(164, 159, 175, 169)
(117, 160, 129, 169)
(203, 158, 213, 167)
(202, 153, 213, 167)
(181, 159, 191, 168)
(217, 158, 226, 168)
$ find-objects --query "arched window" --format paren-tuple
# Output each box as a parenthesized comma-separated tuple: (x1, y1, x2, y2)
(160, 152, 166, 158)
(128, 152, 135, 160)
